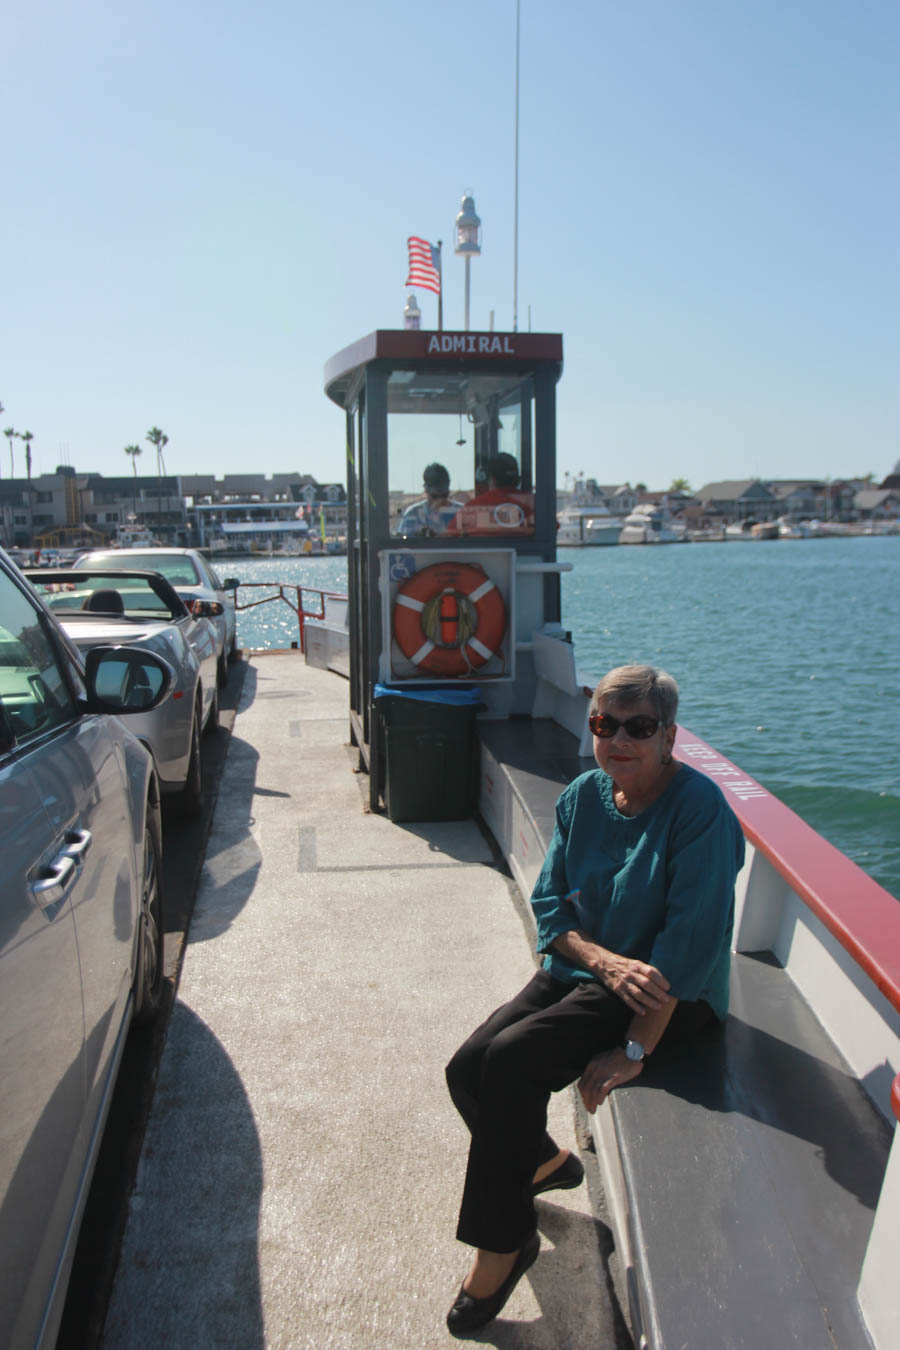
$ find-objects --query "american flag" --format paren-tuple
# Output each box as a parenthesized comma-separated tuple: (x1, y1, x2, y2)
(406, 236, 441, 295)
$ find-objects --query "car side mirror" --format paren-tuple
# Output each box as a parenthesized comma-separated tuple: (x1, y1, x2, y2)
(222, 578, 239, 590)
(191, 599, 224, 617)
(82, 646, 174, 714)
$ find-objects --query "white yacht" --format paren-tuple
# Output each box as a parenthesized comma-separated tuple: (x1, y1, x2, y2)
(619, 504, 687, 544)
(556, 505, 624, 546)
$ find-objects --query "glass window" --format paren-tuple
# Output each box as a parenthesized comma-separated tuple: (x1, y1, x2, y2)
(74, 552, 201, 586)
(0, 573, 77, 746)
(387, 371, 535, 538)
(32, 573, 172, 616)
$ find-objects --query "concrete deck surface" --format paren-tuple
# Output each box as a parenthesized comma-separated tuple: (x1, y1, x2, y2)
(102, 653, 621, 1349)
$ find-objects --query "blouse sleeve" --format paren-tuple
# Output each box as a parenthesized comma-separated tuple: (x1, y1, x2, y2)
(530, 784, 581, 954)
(648, 786, 744, 1001)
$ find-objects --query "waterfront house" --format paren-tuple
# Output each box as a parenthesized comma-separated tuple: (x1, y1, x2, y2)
(854, 488, 900, 522)
(696, 479, 779, 523)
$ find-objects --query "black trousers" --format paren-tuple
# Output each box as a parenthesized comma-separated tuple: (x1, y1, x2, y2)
(445, 968, 712, 1252)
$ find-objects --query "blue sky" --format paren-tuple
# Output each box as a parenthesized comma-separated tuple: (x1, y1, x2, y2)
(3, 1, 897, 492)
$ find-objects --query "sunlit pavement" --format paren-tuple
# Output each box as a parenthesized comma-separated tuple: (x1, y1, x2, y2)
(99, 653, 626, 1350)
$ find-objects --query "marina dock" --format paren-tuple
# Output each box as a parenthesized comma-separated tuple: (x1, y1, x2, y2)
(100, 653, 625, 1349)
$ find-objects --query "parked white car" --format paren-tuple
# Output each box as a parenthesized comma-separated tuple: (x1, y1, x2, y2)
(0, 546, 173, 1350)
(73, 548, 239, 686)
(27, 567, 219, 815)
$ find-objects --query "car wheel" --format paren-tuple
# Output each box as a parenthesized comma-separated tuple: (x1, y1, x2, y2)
(217, 649, 228, 688)
(134, 811, 165, 1024)
(204, 683, 219, 735)
(174, 705, 203, 816)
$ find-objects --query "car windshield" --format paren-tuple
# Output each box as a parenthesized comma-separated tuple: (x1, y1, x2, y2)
(31, 574, 178, 619)
(77, 553, 202, 587)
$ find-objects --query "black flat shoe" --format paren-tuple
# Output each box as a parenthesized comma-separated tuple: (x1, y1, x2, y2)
(532, 1151, 584, 1197)
(446, 1230, 541, 1336)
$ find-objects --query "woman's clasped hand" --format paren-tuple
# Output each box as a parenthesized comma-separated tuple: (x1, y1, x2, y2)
(601, 952, 671, 1011)
(577, 1048, 645, 1113)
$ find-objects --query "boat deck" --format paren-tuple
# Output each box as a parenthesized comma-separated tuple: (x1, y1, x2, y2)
(101, 653, 627, 1349)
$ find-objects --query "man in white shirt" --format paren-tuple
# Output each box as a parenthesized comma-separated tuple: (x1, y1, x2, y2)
(398, 462, 464, 536)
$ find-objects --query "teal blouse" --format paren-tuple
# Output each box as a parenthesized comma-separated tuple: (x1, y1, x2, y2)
(531, 763, 745, 1020)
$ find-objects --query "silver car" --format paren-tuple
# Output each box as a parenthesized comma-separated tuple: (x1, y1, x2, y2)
(74, 548, 239, 686)
(0, 547, 173, 1350)
(27, 567, 219, 815)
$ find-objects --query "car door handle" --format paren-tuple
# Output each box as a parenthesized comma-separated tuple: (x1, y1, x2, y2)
(60, 828, 92, 862)
(32, 854, 77, 909)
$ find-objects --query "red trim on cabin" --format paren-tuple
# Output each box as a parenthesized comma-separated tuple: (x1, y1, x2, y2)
(674, 728, 900, 1124)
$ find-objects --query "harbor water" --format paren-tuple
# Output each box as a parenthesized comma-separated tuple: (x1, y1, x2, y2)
(228, 537, 900, 900)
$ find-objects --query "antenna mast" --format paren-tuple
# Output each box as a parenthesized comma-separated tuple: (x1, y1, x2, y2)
(513, 0, 520, 332)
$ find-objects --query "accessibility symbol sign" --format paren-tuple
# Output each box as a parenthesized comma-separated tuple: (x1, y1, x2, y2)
(388, 552, 416, 582)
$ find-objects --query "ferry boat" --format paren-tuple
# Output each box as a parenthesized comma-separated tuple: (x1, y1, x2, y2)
(305, 326, 898, 1349)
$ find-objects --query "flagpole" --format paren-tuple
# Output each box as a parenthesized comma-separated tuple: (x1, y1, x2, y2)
(513, 0, 520, 332)
(437, 239, 443, 331)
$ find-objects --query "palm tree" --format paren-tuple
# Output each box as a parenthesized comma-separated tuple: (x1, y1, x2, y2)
(4, 427, 16, 479)
(124, 444, 143, 516)
(146, 427, 169, 539)
(18, 431, 33, 481)
(669, 476, 692, 493)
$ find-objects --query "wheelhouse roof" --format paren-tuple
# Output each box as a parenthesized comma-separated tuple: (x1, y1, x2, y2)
(324, 329, 563, 409)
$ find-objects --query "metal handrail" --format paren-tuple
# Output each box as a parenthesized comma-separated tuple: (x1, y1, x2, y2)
(233, 583, 345, 653)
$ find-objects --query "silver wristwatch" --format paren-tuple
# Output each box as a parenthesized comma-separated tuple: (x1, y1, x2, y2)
(625, 1039, 646, 1062)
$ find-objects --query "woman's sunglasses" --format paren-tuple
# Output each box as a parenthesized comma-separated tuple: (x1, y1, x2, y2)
(589, 712, 663, 740)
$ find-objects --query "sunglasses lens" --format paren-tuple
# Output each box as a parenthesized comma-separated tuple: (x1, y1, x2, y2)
(589, 713, 661, 739)
(628, 716, 660, 739)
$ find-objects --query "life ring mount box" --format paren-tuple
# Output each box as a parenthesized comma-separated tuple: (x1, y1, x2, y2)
(379, 549, 515, 684)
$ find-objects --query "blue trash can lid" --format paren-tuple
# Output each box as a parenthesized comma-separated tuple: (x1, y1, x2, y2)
(373, 682, 482, 708)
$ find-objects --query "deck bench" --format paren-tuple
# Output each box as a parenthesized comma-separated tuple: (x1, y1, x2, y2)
(477, 715, 893, 1349)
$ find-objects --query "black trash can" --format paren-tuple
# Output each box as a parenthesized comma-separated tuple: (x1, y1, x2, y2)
(374, 683, 481, 823)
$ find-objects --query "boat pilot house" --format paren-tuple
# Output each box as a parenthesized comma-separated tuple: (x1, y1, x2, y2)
(324, 329, 573, 820)
(323, 329, 900, 1350)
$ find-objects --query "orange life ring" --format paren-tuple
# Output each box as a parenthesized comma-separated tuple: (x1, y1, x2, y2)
(393, 561, 506, 677)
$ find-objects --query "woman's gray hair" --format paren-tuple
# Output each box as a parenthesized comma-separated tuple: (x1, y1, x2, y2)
(590, 665, 679, 726)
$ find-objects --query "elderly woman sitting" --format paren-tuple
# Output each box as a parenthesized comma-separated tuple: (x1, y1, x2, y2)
(445, 664, 745, 1335)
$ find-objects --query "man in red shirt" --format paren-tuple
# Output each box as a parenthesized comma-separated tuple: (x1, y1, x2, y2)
(446, 453, 535, 536)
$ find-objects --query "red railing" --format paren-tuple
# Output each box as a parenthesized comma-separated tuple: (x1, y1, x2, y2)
(675, 729, 900, 1123)
(233, 583, 345, 653)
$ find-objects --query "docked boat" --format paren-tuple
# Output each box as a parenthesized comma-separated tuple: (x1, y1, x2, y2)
(811, 519, 854, 536)
(556, 505, 624, 546)
(778, 517, 813, 539)
(113, 516, 157, 548)
(304, 325, 898, 1349)
(724, 519, 756, 540)
(619, 503, 688, 544)
(750, 519, 780, 540)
